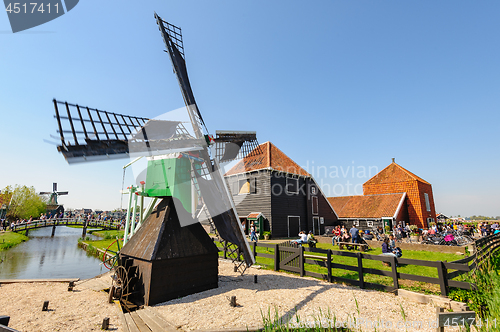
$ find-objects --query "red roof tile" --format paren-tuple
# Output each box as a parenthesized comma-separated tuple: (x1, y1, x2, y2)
(327, 193, 405, 219)
(225, 142, 310, 177)
(364, 162, 430, 186)
(247, 212, 264, 219)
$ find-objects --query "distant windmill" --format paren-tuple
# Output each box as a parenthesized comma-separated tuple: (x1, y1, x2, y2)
(40, 183, 68, 214)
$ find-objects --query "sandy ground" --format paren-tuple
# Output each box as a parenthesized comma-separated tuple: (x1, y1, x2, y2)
(154, 260, 459, 332)
(0, 259, 461, 332)
(0, 281, 122, 332)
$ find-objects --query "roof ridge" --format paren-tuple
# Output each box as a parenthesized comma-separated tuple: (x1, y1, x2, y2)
(224, 141, 309, 177)
(393, 163, 431, 185)
(267, 142, 271, 168)
(267, 142, 310, 176)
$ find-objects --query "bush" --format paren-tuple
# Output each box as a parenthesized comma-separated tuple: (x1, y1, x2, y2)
(409, 224, 418, 235)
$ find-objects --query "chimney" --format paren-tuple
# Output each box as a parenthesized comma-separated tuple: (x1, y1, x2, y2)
(392, 158, 395, 163)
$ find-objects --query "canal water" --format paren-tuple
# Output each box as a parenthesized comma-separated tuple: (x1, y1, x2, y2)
(0, 226, 107, 280)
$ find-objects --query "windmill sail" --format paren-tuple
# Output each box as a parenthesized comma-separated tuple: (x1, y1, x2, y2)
(155, 14, 206, 135)
(52, 100, 207, 163)
(155, 14, 255, 266)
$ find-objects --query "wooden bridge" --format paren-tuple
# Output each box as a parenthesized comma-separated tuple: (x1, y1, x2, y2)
(11, 218, 120, 236)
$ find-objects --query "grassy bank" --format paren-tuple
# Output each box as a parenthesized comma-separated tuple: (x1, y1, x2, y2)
(79, 230, 125, 259)
(448, 254, 500, 329)
(0, 231, 29, 251)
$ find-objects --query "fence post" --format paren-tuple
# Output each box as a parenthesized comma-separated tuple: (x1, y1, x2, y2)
(327, 249, 332, 283)
(223, 240, 227, 260)
(437, 261, 449, 296)
(357, 252, 364, 289)
(436, 307, 445, 332)
(300, 246, 305, 277)
(252, 242, 257, 259)
(390, 256, 399, 290)
(274, 244, 280, 271)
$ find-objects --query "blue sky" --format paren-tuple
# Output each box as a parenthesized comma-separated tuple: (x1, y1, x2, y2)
(1, 1, 499, 217)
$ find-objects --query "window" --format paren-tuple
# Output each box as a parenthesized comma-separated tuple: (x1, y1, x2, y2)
(424, 193, 431, 212)
(312, 196, 318, 215)
(231, 181, 238, 195)
(367, 221, 373, 228)
(353, 220, 359, 226)
(237, 178, 257, 195)
(311, 186, 317, 195)
(286, 177, 299, 194)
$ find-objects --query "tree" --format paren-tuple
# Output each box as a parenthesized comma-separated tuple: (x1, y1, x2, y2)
(2, 185, 47, 221)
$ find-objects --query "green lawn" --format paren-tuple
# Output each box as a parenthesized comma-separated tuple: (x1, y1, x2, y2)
(0, 231, 29, 251)
(215, 240, 462, 294)
(82, 233, 461, 295)
(82, 230, 125, 253)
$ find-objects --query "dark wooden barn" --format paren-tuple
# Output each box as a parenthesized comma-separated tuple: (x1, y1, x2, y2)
(224, 142, 338, 237)
(119, 197, 219, 306)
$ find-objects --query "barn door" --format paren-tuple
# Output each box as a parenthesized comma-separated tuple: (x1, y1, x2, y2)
(313, 216, 320, 235)
(287, 216, 300, 238)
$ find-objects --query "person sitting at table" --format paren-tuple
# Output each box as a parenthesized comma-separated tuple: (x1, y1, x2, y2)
(332, 225, 341, 246)
(307, 231, 317, 248)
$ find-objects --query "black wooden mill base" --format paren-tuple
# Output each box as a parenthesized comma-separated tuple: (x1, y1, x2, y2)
(119, 197, 219, 306)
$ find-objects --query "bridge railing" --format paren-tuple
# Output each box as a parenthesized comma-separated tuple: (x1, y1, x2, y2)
(10, 218, 121, 232)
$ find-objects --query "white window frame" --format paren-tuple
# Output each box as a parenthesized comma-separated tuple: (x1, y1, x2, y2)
(367, 220, 373, 228)
(286, 177, 299, 194)
(312, 196, 319, 215)
(424, 193, 431, 212)
(353, 220, 359, 227)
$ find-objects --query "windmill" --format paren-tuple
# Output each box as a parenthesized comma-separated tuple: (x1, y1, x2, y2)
(50, 13, 261, 306)
(39, 183, 68, 215)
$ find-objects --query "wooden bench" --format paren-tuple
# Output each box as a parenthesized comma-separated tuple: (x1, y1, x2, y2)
(304, 254, 328, 261)
(337, 242, 368, 252)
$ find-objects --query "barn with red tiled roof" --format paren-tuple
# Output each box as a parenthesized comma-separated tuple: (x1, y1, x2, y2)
(224, 142, 338, 237)
(363, 159, 436, 229)
(328, 159, 436, 230)
(328, 193, 408, 229)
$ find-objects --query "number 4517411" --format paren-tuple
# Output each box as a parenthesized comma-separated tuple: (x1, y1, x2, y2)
(5, 3, 59, 14)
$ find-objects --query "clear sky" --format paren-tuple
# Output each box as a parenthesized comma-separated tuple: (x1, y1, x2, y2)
(1, 1, 499, 217)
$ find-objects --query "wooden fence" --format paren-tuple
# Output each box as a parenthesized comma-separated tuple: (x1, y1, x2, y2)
(214, 234, 500, 296)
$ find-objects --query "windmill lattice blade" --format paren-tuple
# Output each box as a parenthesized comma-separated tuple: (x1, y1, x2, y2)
(155, 14, 206, 133)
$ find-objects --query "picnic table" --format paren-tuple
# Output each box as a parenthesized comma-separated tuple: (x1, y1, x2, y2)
(337, 242, 368, 252)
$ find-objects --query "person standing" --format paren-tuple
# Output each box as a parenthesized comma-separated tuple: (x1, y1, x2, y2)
(350, 225, 360, 244)
(332, 226, 341, 246)
(250, 223, 258, 242)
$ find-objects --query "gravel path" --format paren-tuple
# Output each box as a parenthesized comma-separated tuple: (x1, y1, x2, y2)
(0, 281, 122, 331)
(154, 260, 459, 332)
(0, 259, 461, 331)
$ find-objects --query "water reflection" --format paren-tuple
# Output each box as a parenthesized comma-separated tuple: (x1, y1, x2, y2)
(0, 227, 106, 280)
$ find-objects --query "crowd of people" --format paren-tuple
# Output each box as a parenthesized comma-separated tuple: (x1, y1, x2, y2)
(328, 225, 380, 246)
